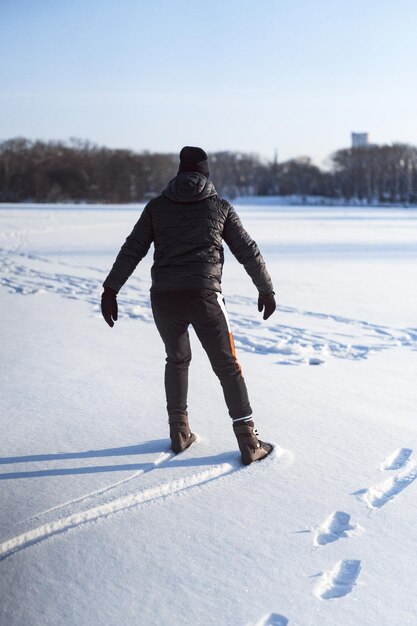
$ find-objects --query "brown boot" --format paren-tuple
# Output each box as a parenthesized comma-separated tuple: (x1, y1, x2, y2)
(169, 415, 196, 454)
(233, 419, 273, 465)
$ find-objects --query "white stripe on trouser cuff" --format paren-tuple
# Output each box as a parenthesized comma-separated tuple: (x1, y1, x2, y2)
(232, 415, 253, 422)
(216, 293, 231, 332)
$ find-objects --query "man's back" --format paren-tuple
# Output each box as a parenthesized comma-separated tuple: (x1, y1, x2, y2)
(103, 170, 273, 295)
(147, 171, 227, 292)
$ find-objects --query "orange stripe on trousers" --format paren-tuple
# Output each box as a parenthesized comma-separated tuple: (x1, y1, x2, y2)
(228, 331, 242, 373)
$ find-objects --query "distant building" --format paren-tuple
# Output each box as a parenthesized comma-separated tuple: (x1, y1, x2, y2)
(351, 132, 369, 148)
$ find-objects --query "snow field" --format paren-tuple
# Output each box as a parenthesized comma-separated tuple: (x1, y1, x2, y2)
(1, 204, 417, 625)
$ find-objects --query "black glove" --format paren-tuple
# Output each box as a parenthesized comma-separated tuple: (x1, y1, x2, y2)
(258, 291, 276, 320)
(101, 287, 118, 327)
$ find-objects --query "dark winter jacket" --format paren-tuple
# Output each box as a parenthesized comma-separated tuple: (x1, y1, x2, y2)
(103, 172, 274, 294)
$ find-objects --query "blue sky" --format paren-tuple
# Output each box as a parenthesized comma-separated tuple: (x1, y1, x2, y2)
(1, 0, 417, 163)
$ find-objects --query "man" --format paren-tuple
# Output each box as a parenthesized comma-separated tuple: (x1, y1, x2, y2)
(101, 147, 276, 465)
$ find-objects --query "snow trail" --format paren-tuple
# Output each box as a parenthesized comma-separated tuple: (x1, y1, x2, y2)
(23, 449, 174, 522)
(0, 462, 238, 560)
(0, 447, 287, 561)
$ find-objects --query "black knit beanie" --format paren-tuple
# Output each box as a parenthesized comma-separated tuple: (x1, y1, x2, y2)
(178, 146, 210, 177)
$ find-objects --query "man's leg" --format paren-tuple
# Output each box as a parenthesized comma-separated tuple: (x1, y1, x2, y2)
(190, 291, 272, 464)
(190, 291, 252, 420)
(151, 292, 192, 420)
(151, 292, 196, 452)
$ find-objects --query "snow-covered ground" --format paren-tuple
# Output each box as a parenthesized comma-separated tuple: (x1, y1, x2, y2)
(1, 203, 417, 626)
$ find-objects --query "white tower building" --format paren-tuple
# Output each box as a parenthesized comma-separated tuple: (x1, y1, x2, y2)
(351, 132, 369, 148)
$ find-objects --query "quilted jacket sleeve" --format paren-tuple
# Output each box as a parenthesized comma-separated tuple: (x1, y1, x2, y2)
(103, 203, 154, 293)
(222, 202, 274, 294)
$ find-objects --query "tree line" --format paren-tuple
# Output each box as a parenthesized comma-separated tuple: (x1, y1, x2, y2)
(1, 137, 416, 204)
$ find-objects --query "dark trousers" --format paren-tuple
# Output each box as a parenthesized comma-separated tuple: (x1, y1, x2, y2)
(151, 290, 252, 420)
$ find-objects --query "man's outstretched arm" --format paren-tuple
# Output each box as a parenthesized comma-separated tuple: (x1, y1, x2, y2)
(223, 203, 276, 319)
(103, 203, 154, 293)
(101, 204, 153, 327)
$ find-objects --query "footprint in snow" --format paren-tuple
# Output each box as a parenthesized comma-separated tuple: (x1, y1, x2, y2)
(380, 447, 413, 471)
(254, 613, 289, 626)
(313, 511, 362, 546)
(315, 559, 361, 600)
(362, 462, 417, 509)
